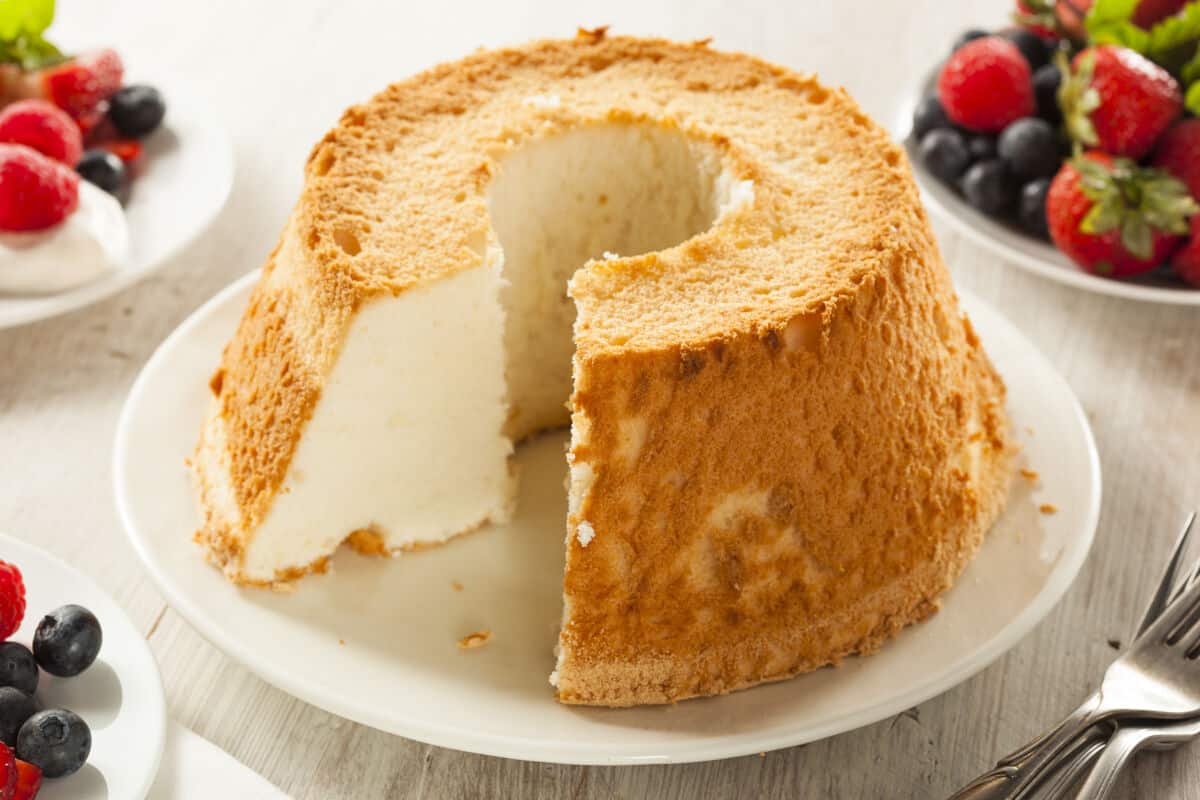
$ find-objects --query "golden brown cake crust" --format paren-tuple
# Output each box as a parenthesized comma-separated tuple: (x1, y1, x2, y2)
(193, 30, 1013, 704)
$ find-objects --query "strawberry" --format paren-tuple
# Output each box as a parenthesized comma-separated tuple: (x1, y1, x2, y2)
(0, 562, 25, 641)
(1152, 118, 1200, 200)
(0, 100, 82, 166)
(11, 760, 38, 800)
(39, 49, 123, 120)
(0, 144, 80, 232)
(1048, 152, 1196, 278)
(938, 37, 1035, 133)
(1060, 46, 1182, 159)
(0, 743, 14, 800)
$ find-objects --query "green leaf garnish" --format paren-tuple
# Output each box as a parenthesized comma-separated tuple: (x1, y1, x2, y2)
(0, 0, 63, 69)
(1086, 0, 1150, 50)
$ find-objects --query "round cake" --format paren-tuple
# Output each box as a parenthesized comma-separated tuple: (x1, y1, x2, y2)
(192, 30, 1013, 706)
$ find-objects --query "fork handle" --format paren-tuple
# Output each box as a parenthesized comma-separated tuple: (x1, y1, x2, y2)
(1072, 726, 1150, 800)
(947, 693, 1101, 800)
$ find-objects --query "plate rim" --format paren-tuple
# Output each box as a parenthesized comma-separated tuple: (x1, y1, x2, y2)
(114, 270, 1102, 765)
(0, 77, 235, 330)
(0, 532, 168, 794)
(894, 66, 1200, 306)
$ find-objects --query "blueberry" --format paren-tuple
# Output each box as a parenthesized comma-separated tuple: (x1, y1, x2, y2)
(16, 709, 90, 778)
(1033, 64, 1062, 124)
(1019, 178, 1053, 239)
(0, 643, 37, 695)
(952, 29, 989, 53)
(967, 135, 997, 163)
(33, 605, 101, 678)
(1001, 29, 1051, 70)
(912, 94, 951, 140)
(998, 118, 1062, 180)
(961, 160, 1018, 217)
(919, 129, 970, 185)
(107, 84, 166, 138)
(75, 149, 127, 199)
(0, 688, 36, 747)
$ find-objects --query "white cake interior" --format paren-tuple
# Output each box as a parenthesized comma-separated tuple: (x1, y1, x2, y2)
(239, 123, 747, 580)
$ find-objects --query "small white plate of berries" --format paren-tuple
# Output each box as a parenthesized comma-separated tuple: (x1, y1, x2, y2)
(900, 0, 1200, 304)
(0, 535, 165, 799)
(0, 1, 233, 328)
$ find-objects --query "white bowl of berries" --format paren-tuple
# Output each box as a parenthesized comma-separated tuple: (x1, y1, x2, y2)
(0, 2, 232, 328)
(901, 0, 1200, 305)
(0, 534, 165, 799)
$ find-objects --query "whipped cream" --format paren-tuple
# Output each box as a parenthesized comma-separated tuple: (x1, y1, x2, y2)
(0, 182, 129, 294)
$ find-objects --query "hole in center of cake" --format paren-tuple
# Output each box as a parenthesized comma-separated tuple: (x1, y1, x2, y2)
(486, 122, 727, 439)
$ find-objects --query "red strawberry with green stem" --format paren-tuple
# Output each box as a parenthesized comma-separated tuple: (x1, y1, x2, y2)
(1047, 152, 1197, 277)
(1151, 120, 1200, 285)
(1059, 46, 1182, 159)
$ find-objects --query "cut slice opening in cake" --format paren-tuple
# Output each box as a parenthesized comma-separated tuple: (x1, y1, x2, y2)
(231, 122, 752, 582)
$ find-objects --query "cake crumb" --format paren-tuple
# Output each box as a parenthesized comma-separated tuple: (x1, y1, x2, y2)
(1039, 504, 1058, 515)
(758, 752, 766, 758)
(458, 630, 492, 650)
(451, 580, 464, 592)
(1020, 468, 1039, 481)
(338, 638, 345, 646)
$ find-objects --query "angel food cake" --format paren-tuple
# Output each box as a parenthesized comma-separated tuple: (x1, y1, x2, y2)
(192, 31, 1012, 706)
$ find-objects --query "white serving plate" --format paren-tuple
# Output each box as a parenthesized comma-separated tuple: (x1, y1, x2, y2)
(0, 77, 233, 329)
(114, 270, 1100, 764)
(0, 534, 166, 797)
(897, 67, 1200, 305)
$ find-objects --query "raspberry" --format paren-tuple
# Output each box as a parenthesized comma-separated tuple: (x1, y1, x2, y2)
(938, 36, 1035, 133)
(41, 49, 124, 120)
(0, 144, 80, 232)
(0, 100, 83, 166)
(0, 563, 24, 642)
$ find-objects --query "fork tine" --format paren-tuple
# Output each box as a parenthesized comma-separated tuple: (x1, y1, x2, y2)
(1146, 563, 1200, 646)
(1139, 512, 1198, 636)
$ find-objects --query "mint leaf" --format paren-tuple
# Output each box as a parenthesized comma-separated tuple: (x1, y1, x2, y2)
(0, 32, 61, 69)
(0, 0, 62, 68)
(0, 0, 54, 41)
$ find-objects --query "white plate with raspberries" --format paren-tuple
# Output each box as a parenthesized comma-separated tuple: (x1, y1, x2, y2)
(0, 534, 165, 798)
(898, 9, 1200, 306)
(0, 50, 233, 328)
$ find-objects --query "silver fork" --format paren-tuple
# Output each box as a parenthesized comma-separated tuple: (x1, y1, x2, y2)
(950, 513, 1199, 800)
(1071, 715, 1200, 799)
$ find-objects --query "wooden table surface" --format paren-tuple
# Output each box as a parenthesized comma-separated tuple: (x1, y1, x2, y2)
(3, 0, 1199, 796)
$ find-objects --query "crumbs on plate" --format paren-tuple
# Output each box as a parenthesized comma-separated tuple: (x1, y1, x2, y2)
(451, 580, 464, 592)
(458, 630, 492, 650)
(1039, 504, 1058, 515)
(1020, 468, 1039, 481)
